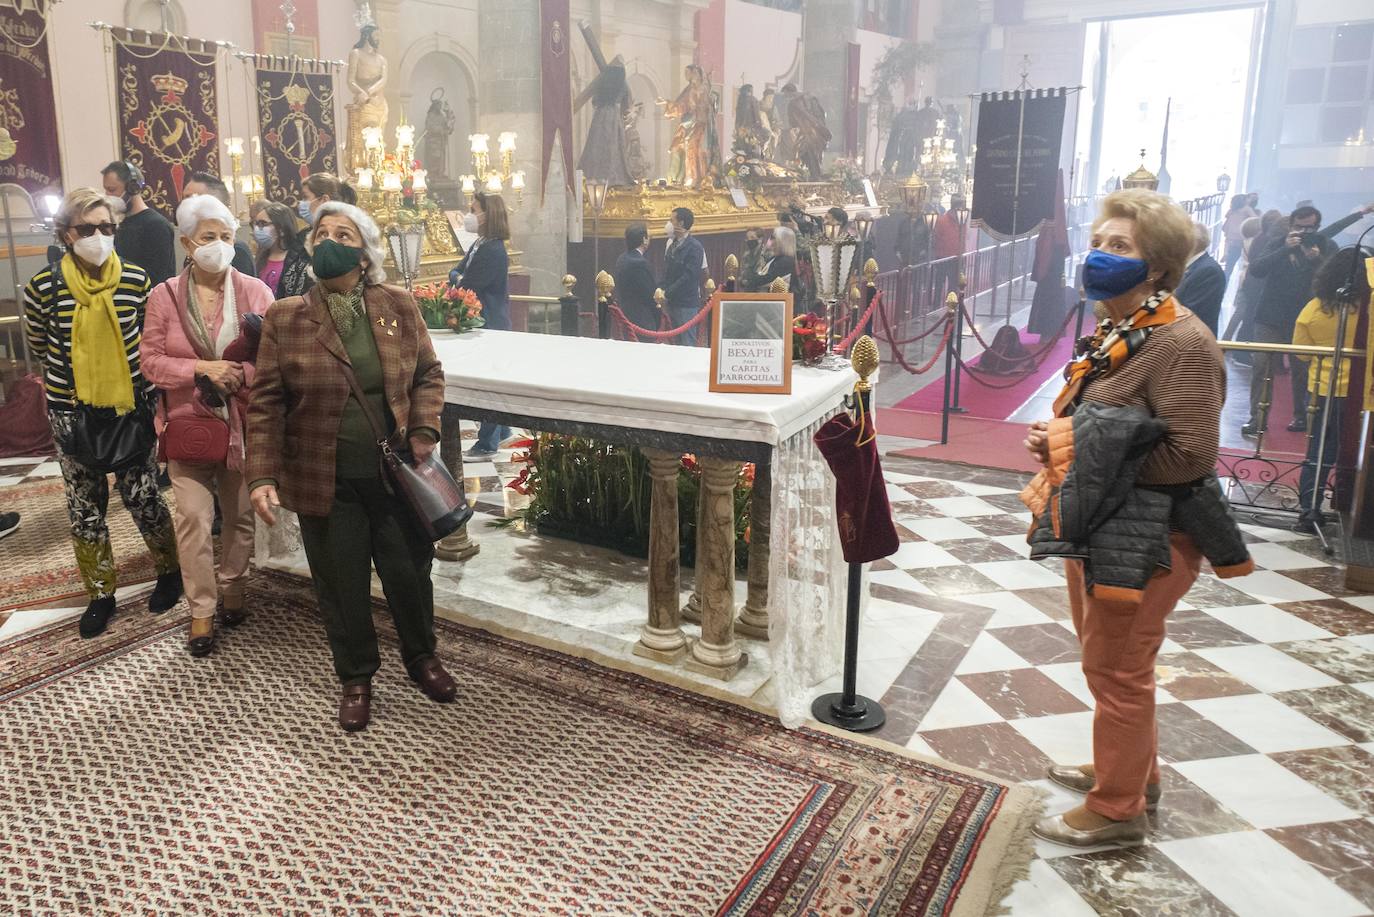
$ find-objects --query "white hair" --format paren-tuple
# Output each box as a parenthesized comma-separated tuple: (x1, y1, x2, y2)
(772, 225, 797, 259)
(176, 193, 238, 239)
(308, 201, 387, 285)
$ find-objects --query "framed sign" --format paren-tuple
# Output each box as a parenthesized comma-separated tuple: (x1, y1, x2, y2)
(709, 292, 794, 394)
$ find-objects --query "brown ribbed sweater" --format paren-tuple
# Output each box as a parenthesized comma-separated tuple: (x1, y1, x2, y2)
(1079, 304, 1225, 485)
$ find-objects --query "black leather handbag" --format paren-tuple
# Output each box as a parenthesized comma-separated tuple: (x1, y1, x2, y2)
(336, 359, 473, 541)
(68, 401, 158, 473)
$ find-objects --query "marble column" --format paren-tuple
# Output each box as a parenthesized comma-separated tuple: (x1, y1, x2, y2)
(801, 0, 858, 168)
(686, 457, 747, 681)
(634, 448, 688, 664)
(435, 404, 480, 562)
(478, 0, 568, 295)
(734, 461, 771, 640)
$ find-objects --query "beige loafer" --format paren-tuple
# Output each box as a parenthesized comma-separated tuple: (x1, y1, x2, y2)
(1032, 811, 1149, 848)
(1047, 765, 1161, 812)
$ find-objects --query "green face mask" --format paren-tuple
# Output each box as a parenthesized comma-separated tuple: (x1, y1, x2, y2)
(312, 238, 365, 280)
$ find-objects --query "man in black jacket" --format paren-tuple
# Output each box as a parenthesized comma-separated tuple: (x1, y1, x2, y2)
(1174, 222, 1226, 336)
(102, 160, 177, 286)
(1245, 202, 1372, 434)
(662, 207, 705, 345)
(614, 223, 658, 333)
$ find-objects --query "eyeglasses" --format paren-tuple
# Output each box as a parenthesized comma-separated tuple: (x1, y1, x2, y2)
(73, 222, 117, 238)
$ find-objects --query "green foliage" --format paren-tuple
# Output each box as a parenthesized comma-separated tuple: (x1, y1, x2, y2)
(870, 41, 936, 107)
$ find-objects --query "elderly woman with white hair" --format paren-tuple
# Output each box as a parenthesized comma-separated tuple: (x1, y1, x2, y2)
(142, 193, 275, 656)
(245, 201, 453, 732)
(745, 224, 800, 295)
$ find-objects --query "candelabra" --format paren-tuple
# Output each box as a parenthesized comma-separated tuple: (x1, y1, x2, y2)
(460, 131, 525, 207)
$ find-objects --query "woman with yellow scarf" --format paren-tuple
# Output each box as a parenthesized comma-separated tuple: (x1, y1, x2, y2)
(23, 188, 181, 637)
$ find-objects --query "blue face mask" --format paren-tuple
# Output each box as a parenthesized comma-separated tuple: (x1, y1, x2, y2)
(252, 225, 277, 247)
(298, 200, 312, 222)
(1082, 249, 1151, 302)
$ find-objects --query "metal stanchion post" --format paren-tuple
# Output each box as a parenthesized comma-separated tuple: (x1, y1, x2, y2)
(812, 336, 885, 733)
(950, 287, 967, 414)
(558, 274, 580, 337)
(940, 292, 958, 445)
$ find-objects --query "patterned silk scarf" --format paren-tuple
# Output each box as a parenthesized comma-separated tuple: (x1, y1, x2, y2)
(1052, 291, 1175, 417)
(326, 282, 366, 337)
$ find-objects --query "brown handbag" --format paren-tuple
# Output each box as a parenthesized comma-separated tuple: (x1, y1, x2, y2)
(335, 359, 473, 541)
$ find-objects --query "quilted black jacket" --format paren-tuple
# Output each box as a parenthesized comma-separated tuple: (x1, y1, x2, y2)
(1025, 403, 1253, 599)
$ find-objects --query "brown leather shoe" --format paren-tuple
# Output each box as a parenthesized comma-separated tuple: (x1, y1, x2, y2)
(408, 656, 457, 703)
(338, 682, 372, 732)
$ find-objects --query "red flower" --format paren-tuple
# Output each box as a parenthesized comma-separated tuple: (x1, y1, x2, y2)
(507, 466, 533, 495)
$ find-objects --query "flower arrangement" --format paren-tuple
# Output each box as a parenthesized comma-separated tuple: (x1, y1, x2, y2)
(504, 435, 753, 570)
(828, 156, 867, 198)
(792, 312, 829, 365)
(413, 282, 484, 332)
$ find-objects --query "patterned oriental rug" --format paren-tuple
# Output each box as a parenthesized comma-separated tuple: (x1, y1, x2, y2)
(0, 569, 1039, 916)
(0, 477, 170, 610)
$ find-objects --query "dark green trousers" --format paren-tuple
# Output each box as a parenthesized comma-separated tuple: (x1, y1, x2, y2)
(299, 475, 437, 685)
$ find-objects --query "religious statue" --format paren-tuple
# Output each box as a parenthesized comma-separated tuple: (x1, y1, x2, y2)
(658, 65, 716, 187)
(733, 84, 767, 159)
(883, 100, 920, 176)
(346, 24, 388, 171)
(775, 84, 829, 181)
(420, 88, 456, 179)
(757, 87, 780, 162)
(576, 55, 634, 186)
(624, 102, 649, 183)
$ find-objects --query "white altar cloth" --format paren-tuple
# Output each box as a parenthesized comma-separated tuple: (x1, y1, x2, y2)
(432, 330, 856, 447)
(431, 330, 856, 727)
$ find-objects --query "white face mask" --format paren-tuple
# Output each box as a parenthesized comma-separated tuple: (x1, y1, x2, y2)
(191, 239, 235, 274)
(664, 220, 675, 239)
(462, 211, 481, 234)
(73, 233, 114, 267)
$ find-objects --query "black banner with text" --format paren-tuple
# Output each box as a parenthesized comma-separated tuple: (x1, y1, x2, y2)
(0, 4, 61, 194)
(970, 89, 1066, 238)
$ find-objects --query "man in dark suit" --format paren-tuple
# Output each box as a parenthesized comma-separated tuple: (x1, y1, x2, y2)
(614, 223, 658, 333)
(662, 206, 706, 345)
(1174, 221, 1226, 337)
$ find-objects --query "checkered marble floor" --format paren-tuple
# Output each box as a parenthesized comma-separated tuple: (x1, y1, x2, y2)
(3, 438, 1373, 915)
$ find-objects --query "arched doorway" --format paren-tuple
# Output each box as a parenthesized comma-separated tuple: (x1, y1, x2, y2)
(124, 0, 186, 33)
(403, 49, 476, 193)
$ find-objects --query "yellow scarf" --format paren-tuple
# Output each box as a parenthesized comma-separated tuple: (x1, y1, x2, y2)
(64, 252, 135, 414)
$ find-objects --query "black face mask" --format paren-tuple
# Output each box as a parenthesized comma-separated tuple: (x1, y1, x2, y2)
(746, 239, 759, 250)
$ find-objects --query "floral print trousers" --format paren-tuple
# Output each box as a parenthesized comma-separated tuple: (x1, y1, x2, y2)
(49, 411, 179, 600)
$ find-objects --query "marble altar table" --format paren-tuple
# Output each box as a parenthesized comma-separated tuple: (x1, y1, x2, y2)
(431, 331, 855, 723)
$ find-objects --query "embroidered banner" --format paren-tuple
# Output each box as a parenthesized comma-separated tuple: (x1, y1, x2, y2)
(256, 68, 336, 203)
(0, 3, 61, 194)
(969, 88, 1067, 239)
(540, 0, 573, 201)
(115, 39, 220, 219)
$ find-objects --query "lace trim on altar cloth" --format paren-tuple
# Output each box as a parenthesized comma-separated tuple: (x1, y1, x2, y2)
(768, 408, 853, 728)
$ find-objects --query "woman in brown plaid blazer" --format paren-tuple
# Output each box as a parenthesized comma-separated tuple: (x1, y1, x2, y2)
(246, 202, 457, 732)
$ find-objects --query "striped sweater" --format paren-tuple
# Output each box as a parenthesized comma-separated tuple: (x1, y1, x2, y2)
(1079, 303, 1225, 485)
(23, 259, 154, 411)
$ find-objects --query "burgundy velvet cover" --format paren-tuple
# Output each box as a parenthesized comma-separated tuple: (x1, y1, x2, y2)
(814, 412, 900, 564)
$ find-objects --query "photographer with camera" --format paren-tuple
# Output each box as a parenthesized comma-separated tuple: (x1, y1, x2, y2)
(1243, 202, 1373, 435)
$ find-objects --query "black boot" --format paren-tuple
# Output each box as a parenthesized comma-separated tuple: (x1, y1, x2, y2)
(149, 570, 184, 615)
(79, 596, 117, 638)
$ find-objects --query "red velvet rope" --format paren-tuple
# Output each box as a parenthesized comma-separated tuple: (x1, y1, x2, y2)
(876, 295, 955, 375)
(607, 301, 714, 342)
(950, 302, 1083, 389)
(835, 291, 884, 354)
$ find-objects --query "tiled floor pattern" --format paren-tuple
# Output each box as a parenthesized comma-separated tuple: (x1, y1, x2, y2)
(3, 443, 1373, 915)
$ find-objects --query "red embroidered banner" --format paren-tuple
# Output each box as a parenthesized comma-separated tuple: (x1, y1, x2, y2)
(115, 39, 220, 219)
(540, 0, 573, 201)
(256, 68, 336, 203)
(0, 3, 62, 194)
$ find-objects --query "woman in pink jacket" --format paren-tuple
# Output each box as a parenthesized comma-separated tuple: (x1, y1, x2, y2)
(142, 194, 275, 656)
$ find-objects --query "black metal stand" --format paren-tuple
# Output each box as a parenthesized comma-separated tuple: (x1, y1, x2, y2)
(812, 384, 886, 733)
(949, 289, 968, 413)
(940, 296, 957, 446)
